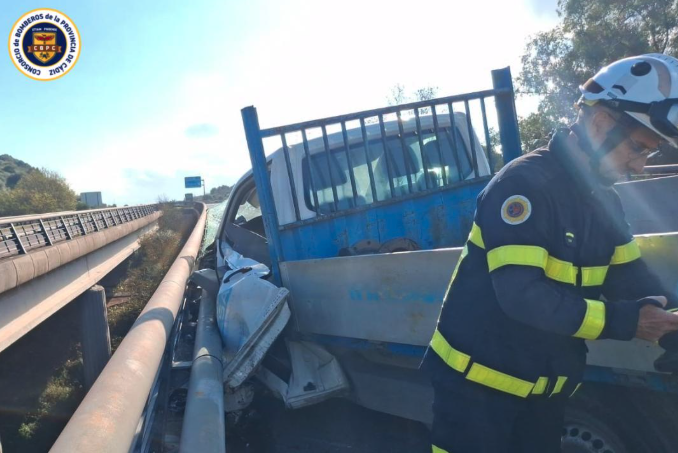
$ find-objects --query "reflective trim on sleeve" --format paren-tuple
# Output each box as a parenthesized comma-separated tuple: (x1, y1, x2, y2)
(432, 446, 449, 453)
(573, 299, 606, 340)
(610, 240, 641, 265)
(430, 329, 470, 373)
(466, 363, 535, 398)
(469, 222, 485, 249)
(550, 376, 568, 396)
(545, 256, 577, 284)
(487, 244, 609, 286)
(581, 266, 609, 286)
(569, 383, 583, 398)
(487, 245, 548, 272)
(532, 377, 549, 395)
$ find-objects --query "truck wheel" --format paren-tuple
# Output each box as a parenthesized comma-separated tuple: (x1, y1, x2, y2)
(562, 405, 627, 453)
(563, 384, 678, 453)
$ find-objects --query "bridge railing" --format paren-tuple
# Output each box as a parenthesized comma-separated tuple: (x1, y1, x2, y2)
(0, 205, 160, 260)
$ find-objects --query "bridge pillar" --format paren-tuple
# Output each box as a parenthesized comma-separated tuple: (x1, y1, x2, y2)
(79, 285, 111, 390)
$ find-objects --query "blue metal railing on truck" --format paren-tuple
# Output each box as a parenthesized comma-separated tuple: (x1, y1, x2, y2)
(242, 67, 521, 283)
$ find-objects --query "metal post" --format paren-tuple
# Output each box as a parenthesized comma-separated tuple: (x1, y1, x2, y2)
(79, 285, 111, 391)
(76, 215, 87, 235)
(241, 106, 284, 284)
(60, 216, 72, 240)
(38, 219, 53, 246)
(9, 223, 26, 254)
(492, 67, 522, 163)
(178, 287, 225, 453)
(90, 213, 99, 232)
(101, 212, 110, 229)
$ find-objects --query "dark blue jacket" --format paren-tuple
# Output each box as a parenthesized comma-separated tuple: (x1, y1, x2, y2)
(424, 130, 672, 399)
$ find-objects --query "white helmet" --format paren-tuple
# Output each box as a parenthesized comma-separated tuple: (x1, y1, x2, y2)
(579, 53, 678, 147)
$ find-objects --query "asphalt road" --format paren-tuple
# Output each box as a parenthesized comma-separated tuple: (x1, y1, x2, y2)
(227, 397, 431, 453)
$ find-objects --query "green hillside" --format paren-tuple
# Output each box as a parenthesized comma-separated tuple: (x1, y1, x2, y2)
(0, 154, 34, 191)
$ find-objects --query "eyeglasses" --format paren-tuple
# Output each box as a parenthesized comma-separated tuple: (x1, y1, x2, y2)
(626, 137, 660, 159)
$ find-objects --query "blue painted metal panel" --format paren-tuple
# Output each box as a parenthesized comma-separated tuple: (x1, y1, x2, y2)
(279, 178, 487, 260)
(583, 365, 678, 394)
(491, 67, 522, 163)
(241, 106, 284, 284)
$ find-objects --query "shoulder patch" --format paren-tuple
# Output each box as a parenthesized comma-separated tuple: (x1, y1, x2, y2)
(501, 195, 532, 225)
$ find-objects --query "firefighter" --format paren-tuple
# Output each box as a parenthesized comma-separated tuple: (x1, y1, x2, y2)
(423, 53, 678, 453)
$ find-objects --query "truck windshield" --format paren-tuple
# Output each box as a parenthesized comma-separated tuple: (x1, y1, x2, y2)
(302, 127, 473, 214)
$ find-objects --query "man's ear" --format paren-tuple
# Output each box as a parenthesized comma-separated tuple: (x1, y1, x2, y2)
(589, 109, 616, 138)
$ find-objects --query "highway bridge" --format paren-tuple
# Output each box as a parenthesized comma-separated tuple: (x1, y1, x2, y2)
(0, 205, 161, 353)
(0, 202, 209, 453)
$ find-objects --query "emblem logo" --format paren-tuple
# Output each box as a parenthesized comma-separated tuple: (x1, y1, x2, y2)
(501, 195, 532, 225)
(8, 9, 81, 81)
(29, 31, 60, 63)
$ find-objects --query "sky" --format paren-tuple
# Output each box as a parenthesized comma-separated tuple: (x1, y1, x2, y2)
(0, 0, 560, 205)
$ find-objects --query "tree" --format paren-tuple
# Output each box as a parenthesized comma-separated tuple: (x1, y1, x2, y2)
(412, 86, 439, 102)
(387, 84, 407, 106)
(517, 0, 678, 154)
(386, 85, 439, 105)
(6, 174, 22, 189)
(0, 169, 78, 216)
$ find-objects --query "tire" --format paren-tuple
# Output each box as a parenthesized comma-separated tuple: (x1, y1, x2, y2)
(563, 383, 678, 453)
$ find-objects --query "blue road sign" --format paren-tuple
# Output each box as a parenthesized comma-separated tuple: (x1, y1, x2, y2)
(184, 176, 202, 188)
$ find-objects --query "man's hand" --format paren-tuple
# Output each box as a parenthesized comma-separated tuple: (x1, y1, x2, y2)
(635, 296, 678, 342)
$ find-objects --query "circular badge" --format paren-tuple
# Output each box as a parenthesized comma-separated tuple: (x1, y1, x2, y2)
(501, 195, 532, 225)
(8, 9, 80, 81)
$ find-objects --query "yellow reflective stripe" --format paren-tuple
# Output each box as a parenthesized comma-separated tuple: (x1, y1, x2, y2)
(432, 446, 449, 453)
(545, 256, 577, 284)
(569, 383, 582, 398)
(487, 245, 548, 272)
(430, 329, 470, 373)
(550, 376, 568, 396)
(466, 363, 535, 398)
(487, 245, 608, 286)
(610, 240, 641, 265)
(573, 299, 606, 340)
(532, 377, 549, 395)
(581, 266, 608, 286)
(669, 308, 678, 313)
(469, 222, 485, 249)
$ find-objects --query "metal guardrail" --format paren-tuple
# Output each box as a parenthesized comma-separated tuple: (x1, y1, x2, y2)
(0, 205, 159, 260)
(50, 203, 206, 453)
(644, 164, 678, 175)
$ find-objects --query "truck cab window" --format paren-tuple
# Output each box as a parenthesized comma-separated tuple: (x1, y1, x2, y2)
(233, 190, 264, 236)
(302, 126, 474, 214)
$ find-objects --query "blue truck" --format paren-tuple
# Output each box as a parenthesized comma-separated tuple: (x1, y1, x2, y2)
(150, 67, 678, 452)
